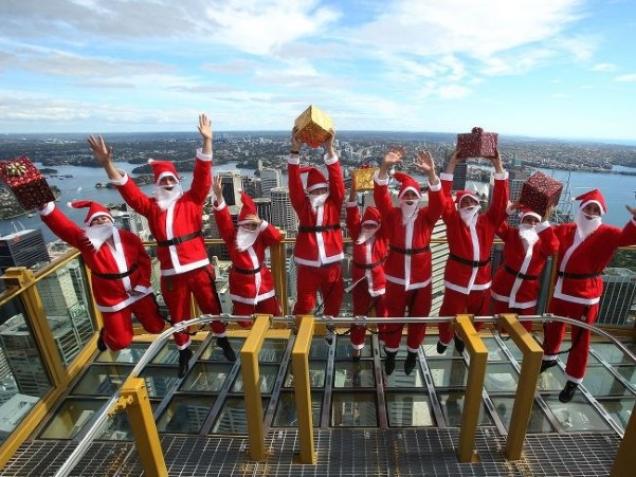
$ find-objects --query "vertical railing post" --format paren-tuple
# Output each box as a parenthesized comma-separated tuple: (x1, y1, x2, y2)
(611, 401, 636, 477)
(270, 232, 288, 317)
(498, 313, 543, 460)
(240, 314, 271, 460)
(292, 315, 316, 464)
(455, 314, 487, 463)
(115, 377, 167, 477)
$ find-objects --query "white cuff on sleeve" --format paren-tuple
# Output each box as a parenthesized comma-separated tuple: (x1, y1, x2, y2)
(259, 220, 269, 232)
(213, 200, 226, 211)
(38, 202, 55, 216)
(196, 148, 212, 162)
(324, 152, 338, 165)
(494, 170, 509, 180)
(373, 170, 389, 186)
(345, 201, 358, 208)
(536, 221, 551, 233)
(440, 172, 454, 181)
(110, 171, 129, 186)
(428, 180, 442, 192)
(288, 155, 300, 166)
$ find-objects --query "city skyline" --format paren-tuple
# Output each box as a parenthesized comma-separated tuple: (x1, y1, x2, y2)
(0, 1, 635, 141)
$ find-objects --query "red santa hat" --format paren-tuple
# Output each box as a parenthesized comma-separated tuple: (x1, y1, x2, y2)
(575, 189, 607, 215)
(148, 159, 179, 184)
(238, 192, 259, 225)
(299, 166, 328, 192)
(361, 206, 381, 227)
(455, 189, 480, 206)
(518, 206, 542, 222)
(393, 172, 421, 200)
(68, 200, 112, 225)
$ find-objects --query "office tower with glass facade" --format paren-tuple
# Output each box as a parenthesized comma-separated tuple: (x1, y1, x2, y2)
(271, 187, 298, 238)
(260, 168, 281, 198)
(220, 171, 243, 206)
(253, 198, 272, 224)
(452, 161, 468, 192)
(598, 267, 636, 326)
(430, 219, 449, 316)
(0, 229, 50, 271)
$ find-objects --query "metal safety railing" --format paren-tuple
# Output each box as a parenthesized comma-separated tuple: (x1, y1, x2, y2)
(50, 312, 636, 476)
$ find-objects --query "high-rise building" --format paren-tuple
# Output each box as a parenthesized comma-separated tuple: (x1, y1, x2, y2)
(507, 156, 531, 226)
(271, 187, 298, 238)
(452, 161, 468, 192)
(253, 198, 272, 224)
(220, 171, 243, 206)
(0, 229, 50, 271)
(260, 168, 281, 198)
(241, 176, 262, 199)
(598, 268, 636, 326)
(110, 203, 152, 241)
(430, 219, 449, 316)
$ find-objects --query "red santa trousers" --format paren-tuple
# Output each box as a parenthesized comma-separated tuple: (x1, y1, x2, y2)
(102, 294, 165, 350)
(293, 263, 344, 317)
(438, 287, 489, 345)
(233, 297, 281, 329)
(160, 265, 223, 349)
(492, 300, 535, 332)
(381, 282, 431, 353)
(350, 282, 387, 349)
(543, 297, 599, 383)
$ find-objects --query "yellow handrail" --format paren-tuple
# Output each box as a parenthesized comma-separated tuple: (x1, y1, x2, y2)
(291, 315, 316, 464)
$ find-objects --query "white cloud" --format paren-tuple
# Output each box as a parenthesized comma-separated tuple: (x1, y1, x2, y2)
(592, 62, 617, 72)
(615, 73, 636, 82)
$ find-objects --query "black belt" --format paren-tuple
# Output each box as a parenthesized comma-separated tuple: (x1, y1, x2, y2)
(449, 253, 490, 267)
(505, 265, 538, 281)
(93, 264, 138, 280)
(558, 271, 601, 280)
(390, 245, 431, 255)
(156, 231, 202, 247)
(298, 224, 341, 233)
(233, 265, 262, 275)
(353, 259, 385, 270)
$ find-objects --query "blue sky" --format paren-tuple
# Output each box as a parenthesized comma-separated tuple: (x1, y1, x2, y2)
(0, 0, 635, 141)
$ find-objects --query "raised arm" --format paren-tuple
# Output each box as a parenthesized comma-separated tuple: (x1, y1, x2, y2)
(618, 206, 636, 246)
(259, 220, 283, 247)
(38, 202, 91, 251)
(538, 223, 559, 256)
(89, 135, 153, 215)
(496, 221, 512, 243)
(287, 128, 306, 212)
(373, 150, 402, 221)
(345, 188, 361, 241)
(188, 114, 213, 205)
(414, 150, 444, 223)
(323, 129, 344, 206)
(211, 176, 236, 245)
(485, 150, 509, 228)
(439, 150, 459, 220)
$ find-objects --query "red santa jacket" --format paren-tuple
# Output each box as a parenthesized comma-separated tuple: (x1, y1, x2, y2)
(440, 171, 509, 294)
(114, 149, 211, 276)
(345, 203, 388, 296)
(491, 221, 559, 308)
(213, 200, 282, 305)
(39, 203, 153, 313)
(372, 173, 443, 291)
(288, 154, 344, 267)
(552, 219, 636, 305)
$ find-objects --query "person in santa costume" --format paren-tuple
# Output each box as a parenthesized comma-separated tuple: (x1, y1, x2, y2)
(491, 206, 559, 331)
(373, 148, 443, 375)
(437, 149, 509, 354)
(38, 199, 165, 351)
(90, 114, 234, 378)
(288, 128, 345, 320)
(345, 186, 388, 360)
(212, 180, 282, 321)
(541, 189, 636, 402)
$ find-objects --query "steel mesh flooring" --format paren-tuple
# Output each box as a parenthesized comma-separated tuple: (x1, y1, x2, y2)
(2, 428, 620, 477)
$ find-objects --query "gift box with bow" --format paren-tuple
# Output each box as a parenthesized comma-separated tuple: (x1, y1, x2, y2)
(294, 105, 334, 148)
(0, 156, 55, 210)
(352, 165, 378, 191)
(456, 127, 498, 159)
(519, 171, 563, 219)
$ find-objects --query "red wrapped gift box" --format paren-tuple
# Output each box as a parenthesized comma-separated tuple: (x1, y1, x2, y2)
(456, 127, 498, 159)
(519, 171, 563, 218)
(0, 156, 55, 210)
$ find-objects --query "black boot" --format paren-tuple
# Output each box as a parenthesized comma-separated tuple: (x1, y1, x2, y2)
(384, 349, 397, 376)
(559, 381, 578, 403)
(404, 351, 418, 376)
(97, 328, 107, 352)
(454, 335, 465, 354)
(178, 347, 193, 378)
(540, 360, 558, 374)
(217, 337, 237, 362)
(436, 340, 448, 354)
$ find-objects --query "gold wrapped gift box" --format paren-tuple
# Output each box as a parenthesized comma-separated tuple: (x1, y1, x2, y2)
(352, 167, 378, 191)
(294, 105, 334, 148)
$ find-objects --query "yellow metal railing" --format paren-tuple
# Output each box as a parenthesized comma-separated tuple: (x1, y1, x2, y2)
(291, 315, 316, 464)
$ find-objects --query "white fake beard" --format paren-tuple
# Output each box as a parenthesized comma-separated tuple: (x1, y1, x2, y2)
(355, 227, 378, 245)
(85, 224, 114, 250)
(154, 183, 183, 210)
(236, 227, 258, 252)
(459, 205, 480, 226)
(518, 224, 540, 249)
(400, 200, 418, 225)
(310, 193, 328, 210)
(575, 210, 602, 239)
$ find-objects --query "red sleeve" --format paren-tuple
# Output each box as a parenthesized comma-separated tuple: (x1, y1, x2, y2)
(486, 173, 510, 229)
(132, 233, 152, 287)
(117, 174, 153, 216)
(496, 221, 512, 243)
(287, 156, 306, 213)
(346, 203, 361, 241)
(373, 174, 393, 222)
(260, 221, 283, 247)
(539, 225, 559, 256)
(212, 201, 236, 245)
(40, 203, 90, 252)
(187, 149, 212, 205)
(439, 174, 456, 221)
(618, 218, 636, 246)
(424, 183, 444, 225)
(325, 155, 344, 207)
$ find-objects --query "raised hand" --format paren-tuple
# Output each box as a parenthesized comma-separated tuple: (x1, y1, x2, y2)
(212, 175, 223, 200)
(383, 149, 403, 168)
(198, 114, 212, 141)
(414, 150, 435, 175)
(87, 135, 113, 167)
(291, 127, 302, 152)
(491, 149, 504, 173)
(348, 186, 357, 203)
(244, 213, 262, 225)
(324, 128, 336, 152)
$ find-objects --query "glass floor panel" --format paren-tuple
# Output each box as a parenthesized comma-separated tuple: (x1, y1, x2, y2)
(543, 395, 612, 432)
(284, 361, 327, 388)
(331, 392, 378, 427)
(151, 341, 201, 365)
(258, 340, 288, 363)
(384, 361, 425, 388)
(386, 393, 435, 427)
(582, 367, 632, 397)
(491, 396, 554, 433)
(336, 336, 373, 360)
(437, 391, 492, 427)
(40, 398, 106, 439)
(96, 343, 149, 364)
(591, 342, 633, 365)
(212, 397, 269, 434)
(428, 360, 468, 387)
(333, 361, 375, 388)
(309, 338, 330, 360)
(158, 395, 215, 433)
(422, 336, 463, 359)
(199, 339, 244, 361)
(614, 365, 636, 388)
(232, 364, 278, 394)
(273, 391, 322, 427)
(72, 365, 131, 396)
(596, 398, 635, 430)
(537, 365, 568, 392)
(482, 337, 509, 362)
(180, 363, 233, 393)
(139, 367, 180, 398)
(484, 363, 519, 393)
